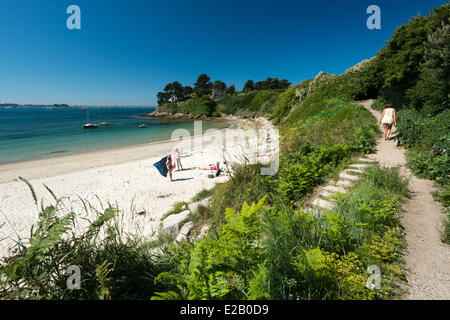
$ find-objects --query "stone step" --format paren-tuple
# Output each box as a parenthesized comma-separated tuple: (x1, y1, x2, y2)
(322, 185, 347, 193)
(357, 157, 376, 163)
(188, 197, 210, 213)
(312, 198, 333, 210)
(336, 180, 352, 188)
(175, 221, 194, 243)
(339, 172, 359, 181)
(345, 169, 364, 174)
(348, 164, 367, 169)
(161, 210, 190, 237)
(318, 190, 334, 198)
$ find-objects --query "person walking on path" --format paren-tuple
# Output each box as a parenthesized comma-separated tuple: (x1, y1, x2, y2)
(379, 104, 397, 140)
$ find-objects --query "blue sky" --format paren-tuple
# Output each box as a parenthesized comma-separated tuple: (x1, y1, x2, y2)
(0, 0, 447, 106)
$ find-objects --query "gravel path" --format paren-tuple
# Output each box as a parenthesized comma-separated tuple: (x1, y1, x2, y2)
(358, 99, 450, 300)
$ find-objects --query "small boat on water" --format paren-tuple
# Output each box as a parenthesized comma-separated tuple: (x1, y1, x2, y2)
(83, 123, 99, 129)
(139, 124, 147, 128)
(83, 108, 99, 129)
(98, 122, 114, 126)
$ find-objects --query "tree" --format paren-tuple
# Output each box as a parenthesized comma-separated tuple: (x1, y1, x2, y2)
(163, 81, 184, 102)
(183, 86, 193, 98)
(213, 80, 227, 92)
(194, 74, 212, 97)
(227, 84, 236, 95)
(407, 20, 450, 113)
(157, 91, 170, 106)
(255, 78, 291, 90)
(278, 79, 291, 89)
(373, 3, 450, 106)
(423, 20, 450, 82)
(243, 80, 255, 92)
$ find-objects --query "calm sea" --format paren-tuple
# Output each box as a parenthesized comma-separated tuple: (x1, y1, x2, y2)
(0, 107, 230, 164)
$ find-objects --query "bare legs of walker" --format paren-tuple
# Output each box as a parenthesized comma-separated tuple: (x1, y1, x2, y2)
(383, 123, 393, 140)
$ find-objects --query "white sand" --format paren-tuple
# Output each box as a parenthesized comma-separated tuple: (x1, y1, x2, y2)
(0, 118, 276, 258)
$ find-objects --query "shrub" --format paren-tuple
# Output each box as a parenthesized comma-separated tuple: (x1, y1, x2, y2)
(443, 208, 450, 245)
(208, 163, 275, 224)
(395, 109, 450, 151)
(158, 102, 179, 114)
(180, 96, 217, 116)
(217, 90, 282, 117)
(408, 150, 449, 185)
(349, 127, 378, 154)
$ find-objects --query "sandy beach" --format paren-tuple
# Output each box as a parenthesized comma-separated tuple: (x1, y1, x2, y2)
(0, 118, 276, 258)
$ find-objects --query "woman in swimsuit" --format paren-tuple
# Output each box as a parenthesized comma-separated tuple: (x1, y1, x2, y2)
(198, 161, 220, 171)
(166, 154, 174, 182)
(379, 104, 397, 140)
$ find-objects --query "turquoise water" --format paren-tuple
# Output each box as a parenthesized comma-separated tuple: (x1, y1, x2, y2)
(0, 107, 230, 164)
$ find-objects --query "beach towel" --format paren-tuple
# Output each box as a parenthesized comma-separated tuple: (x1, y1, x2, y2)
(153, 156, 169, 177)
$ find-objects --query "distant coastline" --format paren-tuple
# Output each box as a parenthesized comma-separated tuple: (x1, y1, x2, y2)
(0, 103, 156, 109)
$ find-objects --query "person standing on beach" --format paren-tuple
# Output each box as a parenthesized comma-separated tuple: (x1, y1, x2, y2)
(379, 104, 397, 140)
(172, 148, 183, 171)
(166, 154, 174, 182)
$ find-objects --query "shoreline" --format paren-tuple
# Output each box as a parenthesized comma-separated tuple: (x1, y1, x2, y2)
(0, 120, 239, 183)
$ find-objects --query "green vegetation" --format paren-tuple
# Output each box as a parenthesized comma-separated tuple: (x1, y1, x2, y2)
(180, 96, 217, 116)
(152, 165, 408, 300)
(157, 102, 179, 114)
(216, 90, 283, 117)
(191, 189, 212, 202)
(0, 186, 175, 299)
(435, 188, 450, 244)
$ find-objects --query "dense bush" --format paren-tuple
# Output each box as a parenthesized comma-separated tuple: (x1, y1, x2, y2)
(157, 102, 179, 114)
(349, 126, 378, 154)
(408, 150, 449, 185)
(395, 109, 449, 186)
(217, 90, 282, 117)
(180, 96, 217, 116)
(371, 4, 450, 108)
(395, 109, 449, 151)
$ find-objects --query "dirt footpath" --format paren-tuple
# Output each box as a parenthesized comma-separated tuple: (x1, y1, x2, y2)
(358, 99, 450, 300)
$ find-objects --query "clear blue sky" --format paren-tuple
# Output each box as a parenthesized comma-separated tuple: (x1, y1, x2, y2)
(0, 0, 447, 106)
